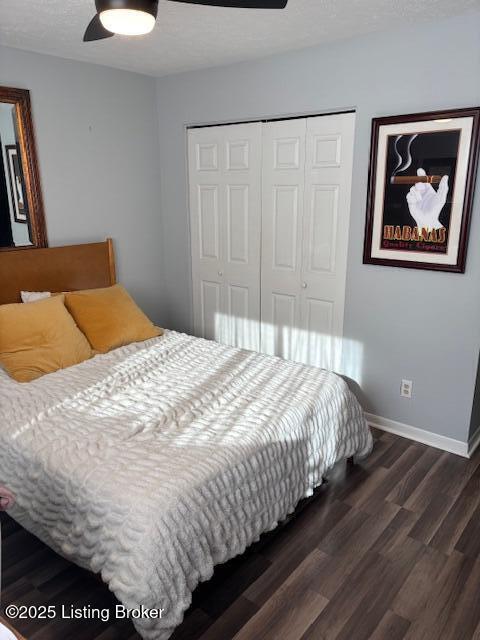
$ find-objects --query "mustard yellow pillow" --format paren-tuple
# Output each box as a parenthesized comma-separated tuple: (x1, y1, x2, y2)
(64, 284, 162, 353)
(0, 295, 93, 383)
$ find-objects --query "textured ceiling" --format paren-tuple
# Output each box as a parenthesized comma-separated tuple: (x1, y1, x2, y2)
(1, 0, 479, 77)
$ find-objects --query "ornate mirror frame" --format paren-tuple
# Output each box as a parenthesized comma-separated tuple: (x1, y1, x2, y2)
(0, 86, 47, 251)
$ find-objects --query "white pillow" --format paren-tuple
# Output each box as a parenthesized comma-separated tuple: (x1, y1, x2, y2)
(21, 290, 51, 303)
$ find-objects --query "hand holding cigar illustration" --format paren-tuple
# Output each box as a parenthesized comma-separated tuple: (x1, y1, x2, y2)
(404, 168, 449, 230)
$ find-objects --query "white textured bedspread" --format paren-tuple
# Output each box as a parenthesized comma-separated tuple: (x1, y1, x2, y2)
(0, 331, 372, 639)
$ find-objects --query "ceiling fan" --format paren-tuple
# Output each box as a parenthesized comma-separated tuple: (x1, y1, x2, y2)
(84, 0, 288, 42)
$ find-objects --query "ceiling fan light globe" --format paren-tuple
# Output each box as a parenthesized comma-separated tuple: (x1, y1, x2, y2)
(99, 8, 155, 35)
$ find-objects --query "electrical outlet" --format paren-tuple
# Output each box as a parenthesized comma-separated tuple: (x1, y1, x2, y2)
(400, 379, 413, 398)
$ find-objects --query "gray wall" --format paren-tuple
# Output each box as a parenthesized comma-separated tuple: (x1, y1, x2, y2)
(155, 10, 480, 442)
(0, 45, 164, 321)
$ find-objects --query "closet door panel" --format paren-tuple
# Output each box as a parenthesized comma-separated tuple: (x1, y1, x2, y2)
(307, 184, 339, 273)
(199, 280, 222, 342)
(198, 185, 220, 260)
(226, 284, 255, 350)
(189, 127, 225, 347)
(227, 184, 248, 264)
(222, 123, 262, 351)
(272, 185, 300, 270)
(301, 113, 356, 370)
(270, 292, 302, 361)
(298, 297, 334, 367)
(189, 123, 262, 351)
(260, 113, 355, 371)
(261, 119, 306, 359)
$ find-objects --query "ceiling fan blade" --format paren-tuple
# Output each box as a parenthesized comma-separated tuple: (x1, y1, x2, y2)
(83, 14, 114, 42)
(168, 0, 288, 7)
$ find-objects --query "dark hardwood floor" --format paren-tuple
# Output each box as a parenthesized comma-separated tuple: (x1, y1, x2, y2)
(2, 428, 480, 640)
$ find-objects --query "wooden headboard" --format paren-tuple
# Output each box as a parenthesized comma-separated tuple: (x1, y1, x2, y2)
(0, 239, 116, 305)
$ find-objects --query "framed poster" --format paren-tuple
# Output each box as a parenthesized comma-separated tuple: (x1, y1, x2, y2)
(5, 144, 28, 223)
(363, 107, 480, 272)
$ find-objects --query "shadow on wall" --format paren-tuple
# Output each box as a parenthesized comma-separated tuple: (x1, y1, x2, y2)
(469, 350, 480, 440)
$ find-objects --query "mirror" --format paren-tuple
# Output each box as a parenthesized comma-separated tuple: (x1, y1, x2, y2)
(0, 86, 47, 250)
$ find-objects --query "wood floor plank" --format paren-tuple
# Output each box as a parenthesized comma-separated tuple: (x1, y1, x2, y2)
(333, 536, 423, 640)
(340, 465, 390, 508)
(1, 528, 45, 569)
(391, 546, 446, 622)
(357, 445, 427, 515)
(438, 553, 480, 640)
(375, 438, 412, 469)
(402, 550, 470, 640)
(198, 597, 258, 640)
(471, 624, 480, 640)
(407, 490, 456, 544)
(430, 463, 480, 554)
(472, 620, 480, 640)
(170, 609, 212, 640)
(360, 434, 396, 469)
(300, 545, 404, 640)
(454, 499, 480, 558)
(0, 577, 36, 606)
(232, 550, 329, 640)
(369, 610, 410, 640)
(37, 565, 89, 599)
(386, 447, 442, 507)
(244, 500, 349, 606)
(369, 508, 419, 558)
(262, 497, 349, 564)
(195, 551, 269, 618)
(88, 628, 136, 640)
(403, 452, 459, 513)
(373, 437, 412, 469)
(316, 506, 369, 555)
(28, 553, 72, 588)
(442, 450, 480, 499)
(314, 502, 399, 599)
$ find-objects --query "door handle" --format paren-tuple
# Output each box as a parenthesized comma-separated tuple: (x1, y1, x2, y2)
(218, 271, 223, 276)
(301, 282, 307, 289)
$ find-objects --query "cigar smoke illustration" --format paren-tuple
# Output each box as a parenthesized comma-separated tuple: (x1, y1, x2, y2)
(389, 134, 441, 185)
(393, 134, 417, 174)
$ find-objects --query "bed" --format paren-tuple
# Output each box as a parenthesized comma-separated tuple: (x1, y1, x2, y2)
(0, 240, 373, 640)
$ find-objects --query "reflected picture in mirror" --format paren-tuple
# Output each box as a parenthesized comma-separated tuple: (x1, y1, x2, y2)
(6, 144, 28, 223)
(0, 86, 47, 251)
(0, 103, 32, 247)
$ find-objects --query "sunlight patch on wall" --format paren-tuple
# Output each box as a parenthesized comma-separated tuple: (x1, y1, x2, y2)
(212, 312, 363, 385)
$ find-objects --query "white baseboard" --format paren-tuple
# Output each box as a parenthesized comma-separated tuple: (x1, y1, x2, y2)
(468, 426, 480, 457)
(365, 412, 469, 458)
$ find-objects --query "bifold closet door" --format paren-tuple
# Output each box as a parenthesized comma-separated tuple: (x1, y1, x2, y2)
(261, 113, 356, 370)
(188, 123, 262, 350)
(260, 118, 306, 362)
